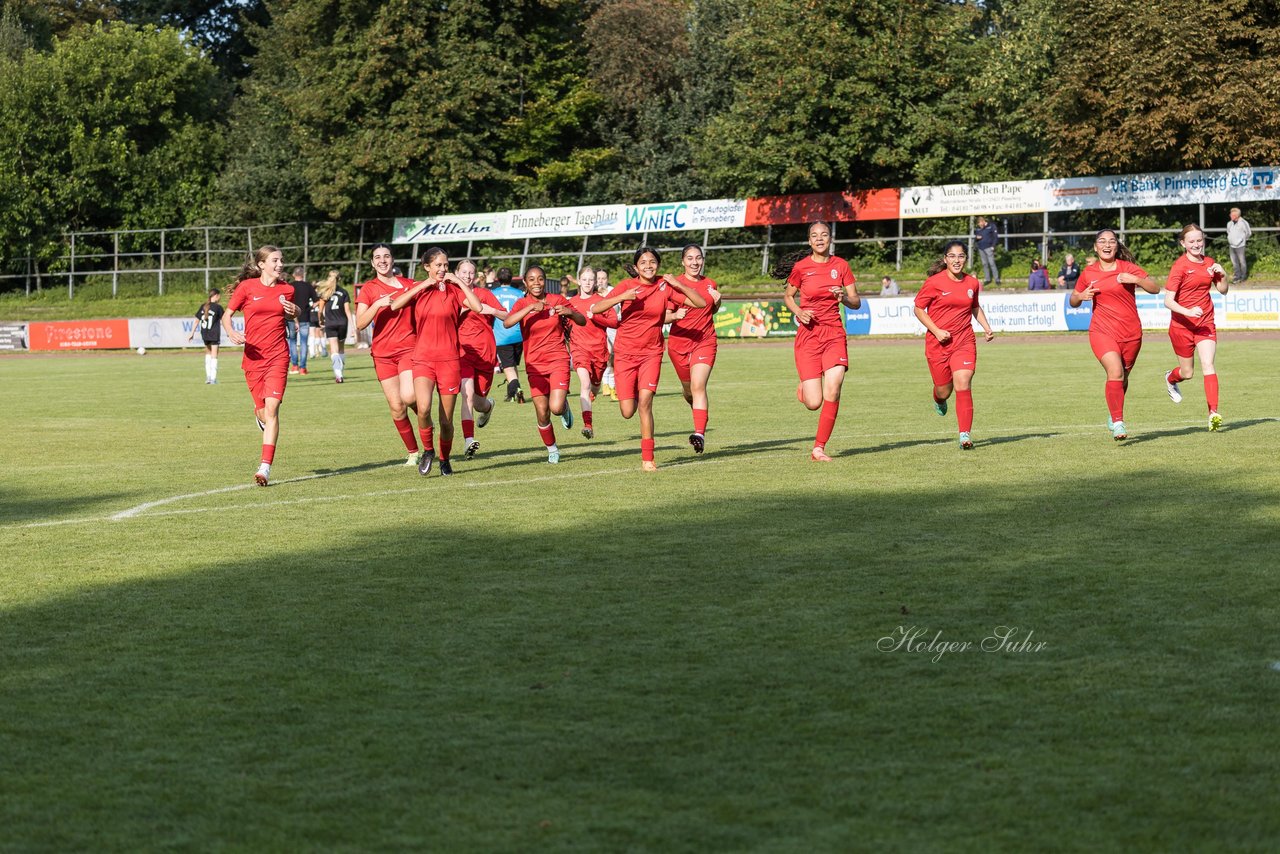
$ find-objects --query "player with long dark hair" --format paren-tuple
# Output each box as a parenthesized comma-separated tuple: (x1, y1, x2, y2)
(666, 244, 722, 453)
(355, 244, 422, 464)
(390, 247, 483, 476)
(913, 242, 995, 449)
(1162, 224, 1229, 430)
(222, 245, 297, 486)
(774, 221, 860, 461)
(188, 288, 224, 383)
(503, 266, 586, 463)
(1070, 228, 1159, 440)
(589, 247, 706, 471)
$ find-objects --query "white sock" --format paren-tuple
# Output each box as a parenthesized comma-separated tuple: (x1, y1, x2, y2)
(204, 354, 211, 380)
(603, 367, 615, 386)
(547, 444, 559, 454)
(336, 354, 345, 377)
(210, 357, 217, 381)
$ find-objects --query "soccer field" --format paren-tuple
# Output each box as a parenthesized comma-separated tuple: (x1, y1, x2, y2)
(2, 336, 1278, 850)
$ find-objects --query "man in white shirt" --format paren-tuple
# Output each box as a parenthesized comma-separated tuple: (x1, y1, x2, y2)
(1226, 207, 1252, 283)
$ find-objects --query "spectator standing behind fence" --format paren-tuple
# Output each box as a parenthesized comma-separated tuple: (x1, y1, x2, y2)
(286, 267, 317, 375)
(975, 216, 1000, 286)
(1057, 253, 1080, 291)
(1028, 260, 1049, 290)
(1226, 207, 1252, 283)
(879, 276, 900, 296)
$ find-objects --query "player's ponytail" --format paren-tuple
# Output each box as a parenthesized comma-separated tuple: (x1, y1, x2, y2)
(770, 249, 810, 280)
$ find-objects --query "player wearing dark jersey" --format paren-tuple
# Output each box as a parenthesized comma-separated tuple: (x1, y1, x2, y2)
(317, 269, 354, 383)
(188, 289, 225, 384)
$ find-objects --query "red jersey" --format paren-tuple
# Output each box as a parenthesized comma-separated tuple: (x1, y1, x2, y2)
(228, 278, 294, 363)
(668, 275, 719, 352)
(356, 276, 417, 356)
(1077, 259, 1149, 341)
(787, 256, 856, 331)
(566, 294, 611, 359)
(1166, 254, 1219, 329)
(411, 281, 467, 362)
(607, 277, 685, 358)
(512, 293, 573, 366)
(915, 272, 981, 340)
(458, 286, 504, 359)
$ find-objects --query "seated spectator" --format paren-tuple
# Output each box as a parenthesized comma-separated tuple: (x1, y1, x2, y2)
(1056, 253, 1080, 291)
(879, 275, 900, 296)
(1028, 260, 1049, 290)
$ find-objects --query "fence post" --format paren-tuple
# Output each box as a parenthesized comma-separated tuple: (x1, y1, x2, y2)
(26, 253, 32, 296)
(521, 238, 530, 275)
(158, 229, 165, 295)
(113, 232, 119, 298)
(1198, 203, 1205, 230)
(356, 220, 365, 285)
(761, 225, 772, 275)
(896, 217, 904, 271)
(1119, 206, 1126, 242)
(303, 222, 310, 274)
(410, 242, 420, 279)
(1042, 211, 1050, 261)
(577, 234, 588, 273)
(204, 228, 211, 292)
(967, 216, 975, 272)
(466, 239, 474, 262)
(68, 233, 75, 298)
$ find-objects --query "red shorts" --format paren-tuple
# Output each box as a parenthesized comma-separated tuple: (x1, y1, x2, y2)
(668, 339, 718, 383)
(526, 359, 571, 398)
(1089, 331, 1142, 370)
(613, 352, 663, 401)
(372, 347, 415, 382)
(413, 358, 462, 395)
(794, 327, 849, 381)
(571, 352, 609, 387)
(459, 351, 496, 396)
(925, 338, 977, 387)
(1168, 319, 1216, 358)
(243, 358, 289, 409)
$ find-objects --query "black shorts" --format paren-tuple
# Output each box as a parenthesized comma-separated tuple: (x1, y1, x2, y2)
(497, 343, 523, 369)
(325, 323, 348, 340)
(201, 335, 221, 347)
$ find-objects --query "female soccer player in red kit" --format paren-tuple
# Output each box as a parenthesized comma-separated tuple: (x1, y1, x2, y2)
(222, 245, 297, 486)
(590, 247, 707, 471)
(390, 247, 483, 476)
(355, 244, 422, 465)
(913, 241, 995, 450)
(565, 266, 612, 439)
(775, 221, 860, 462)
(1162, 224, 1229, 430)
(1070, 228, 1159, 440)
(503, 266, 587, 463)
(667, 244, 722, 454)
(454, 259, 508, 457)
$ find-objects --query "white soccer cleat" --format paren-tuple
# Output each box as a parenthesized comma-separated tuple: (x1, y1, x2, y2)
(547, 447, 560, 464)
(1165, 372, 1183, 404)
(405, 451, 422, 466)
(959, 431, 973, 450)
(476, 399, 494, 428)
(254, 463, 271, 486)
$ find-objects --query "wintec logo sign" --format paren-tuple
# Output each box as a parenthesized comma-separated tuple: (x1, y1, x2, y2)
(625, 203, 689, 232)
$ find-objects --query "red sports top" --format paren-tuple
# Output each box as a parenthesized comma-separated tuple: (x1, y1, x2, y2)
(356, 276, 417, 356)
(411, 282, 466, 362)
(915, 272, 981, 343)
(512, 293, 573, 367)
(1076, 259, 1149, 341)
(458, 286, 504, 362)
(1166, 254, 1220, 330)
(228, 278, 294, 364)
(606, 277, 685, 359)
(668, 275, 719, 353)
(566, 294, 611, 361)
(787, 256, 856, 331)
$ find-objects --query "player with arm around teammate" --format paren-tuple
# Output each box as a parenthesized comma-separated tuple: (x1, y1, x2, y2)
(1161, 224, 1229, 430)
(455, 258, 509, 458)
(355, 244, 423, 465)
(665, 244, 722, 454)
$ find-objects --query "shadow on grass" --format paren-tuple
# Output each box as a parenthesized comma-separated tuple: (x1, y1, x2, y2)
(2, 470, 1279, 849)
(1121, 417, 1277, 446)
(0, 487, 138, 526)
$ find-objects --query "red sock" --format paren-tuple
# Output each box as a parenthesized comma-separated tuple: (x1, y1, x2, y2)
(439, 438, 452, 460)
(692, 407, 708, 434)
(1105, 380, 1125, 422)
(1167, 368, 1184, 384)
(537, 422, 556, 447)
(640, 438, 655, 461)
(394, 417, 418, 452)
(816, 400, 839, 447)
(1204, 374, 1219, 411)
(418, 426, 434, 452)
(461, 418, 475, 441)
(583, 410, 593, 428)
(261, 443, 276, 464)
(956, 389, 974, 432)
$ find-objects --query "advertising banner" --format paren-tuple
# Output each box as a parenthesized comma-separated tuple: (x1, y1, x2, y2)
(1217, 289, 1280, 329)
(393, 213, 507, 243)
(127, 317, 243, 349)
(900, 180, 1049, 219)
(622, 199, 747, 234)
(28, 319, 131, 351)
(1047, 167, 1280, 211)
(505, 204, 625, 238)
(714, 300, 797, 339)
(746, 189, 900, 226)
(0, 323, 26, 350)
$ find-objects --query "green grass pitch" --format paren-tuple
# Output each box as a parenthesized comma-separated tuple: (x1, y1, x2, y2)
(2, 335, 1279, 850)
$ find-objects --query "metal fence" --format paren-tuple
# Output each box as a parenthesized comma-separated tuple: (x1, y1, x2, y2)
(2, 207, 1274, 297)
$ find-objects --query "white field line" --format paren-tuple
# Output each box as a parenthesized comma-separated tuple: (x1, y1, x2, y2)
(10, 417, 1276, 531)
